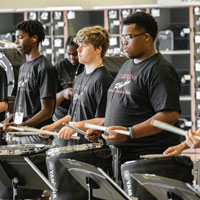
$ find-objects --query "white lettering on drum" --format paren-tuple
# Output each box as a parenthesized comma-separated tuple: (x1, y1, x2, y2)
(124, 170, 133, 197)
(49, 161, 57, 199)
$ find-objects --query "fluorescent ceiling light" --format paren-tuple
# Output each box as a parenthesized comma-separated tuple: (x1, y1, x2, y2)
(16, 8, 45, 12)
(93, 4, 162, 9)
(0, 9, 15, 12)
(16, 6, 83, 12)
(45, 6, 83, 11)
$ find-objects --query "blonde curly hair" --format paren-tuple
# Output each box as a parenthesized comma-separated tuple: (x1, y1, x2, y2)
(74, 25, 109, 58)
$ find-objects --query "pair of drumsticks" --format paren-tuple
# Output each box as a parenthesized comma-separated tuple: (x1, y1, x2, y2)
(0, 124, 80, 140)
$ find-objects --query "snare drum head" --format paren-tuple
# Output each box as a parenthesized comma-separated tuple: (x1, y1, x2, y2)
(0, 144, 49, 155)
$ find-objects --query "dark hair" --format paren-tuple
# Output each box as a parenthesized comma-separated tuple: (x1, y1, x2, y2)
(123, 12, 158, 41)
(65, 36, 78, 49)
(16, 20, 45, 45)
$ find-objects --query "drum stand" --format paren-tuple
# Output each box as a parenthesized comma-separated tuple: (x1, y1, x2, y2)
(0, 156, 56, 200)
(132, 173, 200, 200)
(85, 177, 100, 200)
(60, 158, 132, 200)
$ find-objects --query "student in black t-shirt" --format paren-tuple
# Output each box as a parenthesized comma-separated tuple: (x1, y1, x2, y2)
(0, 66, 8, 122)
(87, 12, 181, 157)
(3, 20, 57, 144)
(41, 26, 113, 145)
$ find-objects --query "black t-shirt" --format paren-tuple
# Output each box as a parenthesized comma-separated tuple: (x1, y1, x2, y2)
(104, 53, 181, 155)
(0, 66, 8, 122)
(53, 58, 84, 120)
(68, 66, 113, 145)
(13, 55, 57, 128)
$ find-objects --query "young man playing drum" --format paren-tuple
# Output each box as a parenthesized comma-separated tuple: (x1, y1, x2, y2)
(41, 25, 113, 146)
(86, 12, 193, 199)
(3, 20, 57, 144)
(87, 12, 181, 161)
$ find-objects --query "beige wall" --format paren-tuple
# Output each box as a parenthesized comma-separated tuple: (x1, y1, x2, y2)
(0, 0, 157, 10)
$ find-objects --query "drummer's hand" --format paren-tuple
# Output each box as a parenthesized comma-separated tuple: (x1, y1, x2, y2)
(41, 124, 56, 132)
(3, 122, 18, 132)
(86, 129, 102, 143)
(163, 143, 184, 156)
(39, 134, 50, 138)
(40, 124, 56, 138)
(62, 88, 73, 100)
(58, 126, 76, 140)
(0, 114, 13, 133)
(102, 126, 128, 142)
(186, 129, 200, 149)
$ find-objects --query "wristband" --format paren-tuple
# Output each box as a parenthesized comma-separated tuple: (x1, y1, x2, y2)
(128, 127, 134, 140)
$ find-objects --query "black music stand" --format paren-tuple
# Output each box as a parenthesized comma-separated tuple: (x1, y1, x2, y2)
(0, 155, 56, 200)
(131, 173, 200, 200)
(60, 158, 132, 200)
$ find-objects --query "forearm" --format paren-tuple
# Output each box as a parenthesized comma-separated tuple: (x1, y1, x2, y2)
(56, 91, 65, 106)
(52, 115, 71, 130)
(0, 101, 8, 113)
(179, 141, 190, 151)
(132, 111, 179, 139)
(24, 109, 53, 127)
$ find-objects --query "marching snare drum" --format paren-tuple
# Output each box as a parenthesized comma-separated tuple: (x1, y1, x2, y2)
(121, 155, 193, 200)
(46, 143, 112, 200)
(0, 144, 50, 199)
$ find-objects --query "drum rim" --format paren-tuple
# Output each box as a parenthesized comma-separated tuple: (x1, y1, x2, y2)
(0, 144, 50, 155)
(46, 143, 102, 157)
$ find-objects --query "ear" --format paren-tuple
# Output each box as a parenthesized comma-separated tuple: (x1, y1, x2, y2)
(96, 46, 102, 53)
(32, 35, 38, 43)
(144, 33, 151, 42)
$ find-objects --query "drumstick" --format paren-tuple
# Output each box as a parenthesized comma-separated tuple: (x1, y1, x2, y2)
(7, 131, 80, 140)
(65, 124, 88, 136)
(151, 119, 200, 140)
(8, 132, 45, 135)
(0, 123, 56, 134)
(140, 154, 168, 159)
(65, 124, 103, 143)
(84, 123, 130, 136)
(3, 124, 57, 136)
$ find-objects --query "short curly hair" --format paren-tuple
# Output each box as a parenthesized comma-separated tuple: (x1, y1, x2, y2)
(123, 12, 158, 41)
(65, 35, 78, 49)
(16, 20, 45, 45)
(74, 26, 109, 58)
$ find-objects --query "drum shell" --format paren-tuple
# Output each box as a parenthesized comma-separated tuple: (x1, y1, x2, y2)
(121, 156, 193, 200)
(0, 149, 48, 199)
(0, 49, 25, 97)
(46, 146, 112, 200)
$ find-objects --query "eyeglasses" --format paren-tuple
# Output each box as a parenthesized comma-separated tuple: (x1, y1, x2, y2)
(121, 33, 146, 42)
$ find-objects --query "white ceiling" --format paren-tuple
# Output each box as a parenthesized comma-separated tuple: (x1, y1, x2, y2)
(0, 0, 157, 11)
